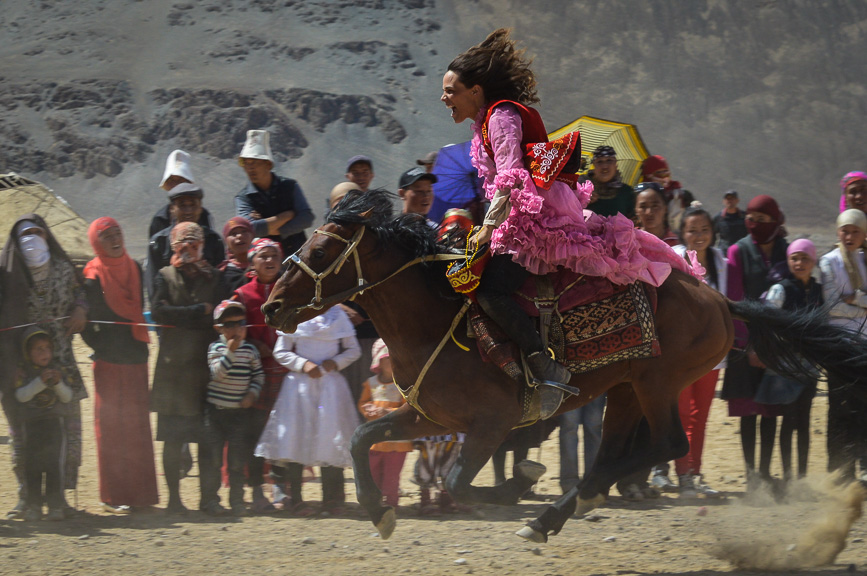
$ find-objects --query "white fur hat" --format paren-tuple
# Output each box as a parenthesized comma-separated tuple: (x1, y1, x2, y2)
(238, 129, 274, 164)
(160, 149, 195, 189)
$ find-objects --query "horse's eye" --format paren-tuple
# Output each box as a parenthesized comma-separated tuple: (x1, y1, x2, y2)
(312, 248, 326, 259)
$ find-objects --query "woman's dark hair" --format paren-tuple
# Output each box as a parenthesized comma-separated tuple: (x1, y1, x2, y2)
(679, 204, 719, 288)
(633, 182, 670, 230)
(448, 28, 539, 105)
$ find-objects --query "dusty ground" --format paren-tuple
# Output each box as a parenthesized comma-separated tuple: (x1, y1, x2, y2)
(1, 339, 865, 576)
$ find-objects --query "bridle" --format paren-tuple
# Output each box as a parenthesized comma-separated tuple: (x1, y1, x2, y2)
(284, 225, 464, 314)
(284, 226, 367, 311)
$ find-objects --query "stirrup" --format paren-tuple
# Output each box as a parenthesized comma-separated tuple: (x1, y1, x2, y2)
(539, 386, 565, 419)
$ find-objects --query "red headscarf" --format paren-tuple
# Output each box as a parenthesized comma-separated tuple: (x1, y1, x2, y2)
(745, 195, 785, 245)
(83, 217, 148, 342)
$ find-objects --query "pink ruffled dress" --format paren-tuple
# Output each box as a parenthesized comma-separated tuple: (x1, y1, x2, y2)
(472, 103, 695, 286)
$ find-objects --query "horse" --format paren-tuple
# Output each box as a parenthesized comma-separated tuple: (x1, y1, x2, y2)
(262, 189, 867, 543)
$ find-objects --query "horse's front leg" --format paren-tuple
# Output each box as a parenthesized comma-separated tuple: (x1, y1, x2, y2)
(443, 417, 545, 506)
(350, 404, 445, 539)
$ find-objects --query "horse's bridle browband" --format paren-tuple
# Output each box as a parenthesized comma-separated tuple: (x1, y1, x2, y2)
(284, 225, 463, 313)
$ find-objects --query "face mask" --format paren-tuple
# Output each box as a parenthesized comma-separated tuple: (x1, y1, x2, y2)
(18, 235, 50, 269)
(745, 219, 780, 245)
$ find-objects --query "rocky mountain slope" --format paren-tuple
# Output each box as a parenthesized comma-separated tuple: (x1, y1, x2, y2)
(1, 0, 865, 254)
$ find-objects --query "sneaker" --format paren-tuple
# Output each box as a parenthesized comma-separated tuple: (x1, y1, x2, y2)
(651, 472, 678, 493)
(620, 483, 645, 501)
(23, 508, 42, 522)
(6, 499, 28, 520)
(102, 503, 132, 515)
(678, 474, 698, 499)
(165, 500, 189, 515)
(694, 475, 721, 498)
(231, 503, 248, 517)
(271, 484, 292, 509)
(46, 508, 65, 521)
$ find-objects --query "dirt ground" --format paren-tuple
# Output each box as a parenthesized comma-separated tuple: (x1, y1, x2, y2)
(1, 339, 865, 576)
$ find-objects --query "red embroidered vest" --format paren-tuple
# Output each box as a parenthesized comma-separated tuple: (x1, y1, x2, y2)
(481, 100, 580, 190)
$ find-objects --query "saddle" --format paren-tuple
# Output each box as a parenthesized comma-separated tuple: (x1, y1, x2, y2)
(468, 272, 660, 424)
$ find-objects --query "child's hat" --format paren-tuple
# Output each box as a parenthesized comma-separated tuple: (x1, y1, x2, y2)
(370, 338, 389, 374)
(214, 300, 246, 323)
(22, 325, 51, 355)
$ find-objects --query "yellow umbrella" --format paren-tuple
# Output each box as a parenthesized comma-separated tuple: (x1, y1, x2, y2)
(548, 116, 649, 188)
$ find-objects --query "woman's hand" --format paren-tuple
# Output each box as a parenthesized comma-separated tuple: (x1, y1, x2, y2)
(321, 359, 338, 373)
(469, 225, 493, 250)
(65, 305, 87, 336)
(303, 361, 322, 379)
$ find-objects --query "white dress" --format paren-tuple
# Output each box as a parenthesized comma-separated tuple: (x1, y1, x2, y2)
(256, 307, 361, 468)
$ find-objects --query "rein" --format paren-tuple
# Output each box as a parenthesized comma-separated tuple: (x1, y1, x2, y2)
(284, 226, 465, 312)
(282, 224, 469, 424)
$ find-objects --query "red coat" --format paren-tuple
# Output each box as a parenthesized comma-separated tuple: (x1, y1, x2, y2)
(234, 277, 287, 411)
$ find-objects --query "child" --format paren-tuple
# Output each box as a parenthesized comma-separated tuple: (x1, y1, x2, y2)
(218, 217, 254, 290)
(671, 204, 727, 498)
(202, 300, 264, 516)
(357, 339, 411, 508)
(15, 327, 73, 521)
(256, 306, 360, 516)
(765, 239, 824, 482)
(234, 238, 288, 512)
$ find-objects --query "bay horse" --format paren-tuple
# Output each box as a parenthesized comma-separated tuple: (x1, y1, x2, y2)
(262, 189, 867, 543)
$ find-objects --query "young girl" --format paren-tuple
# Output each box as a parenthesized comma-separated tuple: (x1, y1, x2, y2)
(219, 217, 254, 290)
(15, 328, 74, 521)
(256, 306, 361, 515)
(635, 182, 681, 247)
(819, 209, 867, 483)
(765, 239, 823, 481)
(82, 217, 158, 514)
(672, 204, 727, 497)
(234, 238, 288, 512)
(357, 339, 411, 508)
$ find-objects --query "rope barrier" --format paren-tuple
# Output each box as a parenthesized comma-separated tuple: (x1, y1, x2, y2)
(0, 318, 276, 333)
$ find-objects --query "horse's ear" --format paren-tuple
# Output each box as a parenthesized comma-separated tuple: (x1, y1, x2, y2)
(359, 209, 374, 219)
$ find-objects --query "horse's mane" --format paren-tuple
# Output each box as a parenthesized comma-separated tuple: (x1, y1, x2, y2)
(326, 188, 441, 259)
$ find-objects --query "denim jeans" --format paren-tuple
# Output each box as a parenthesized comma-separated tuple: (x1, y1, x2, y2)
(558, 394, 605, 492)
(201, 405, 252, 507)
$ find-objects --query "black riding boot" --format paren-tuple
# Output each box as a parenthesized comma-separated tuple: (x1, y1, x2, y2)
(476, 254, 574, 419)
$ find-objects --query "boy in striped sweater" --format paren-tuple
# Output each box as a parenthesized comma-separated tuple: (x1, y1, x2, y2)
(201, 300, 264, 517)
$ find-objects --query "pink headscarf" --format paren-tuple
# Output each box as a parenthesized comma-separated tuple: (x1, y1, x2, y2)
(839, 171, 867, 212)
(786, 238, 817, 262)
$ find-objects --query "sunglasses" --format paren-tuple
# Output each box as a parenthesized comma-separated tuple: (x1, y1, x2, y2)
(217, 320, 246, 328)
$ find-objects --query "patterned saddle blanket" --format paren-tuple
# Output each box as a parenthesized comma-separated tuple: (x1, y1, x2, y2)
(469, 277, 660, 382)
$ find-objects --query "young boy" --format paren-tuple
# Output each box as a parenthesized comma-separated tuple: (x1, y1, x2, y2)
(202, 300, 264, 517)
(15, 327, 74, 521)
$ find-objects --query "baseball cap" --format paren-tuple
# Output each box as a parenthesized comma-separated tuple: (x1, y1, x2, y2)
(346, 155, 373, 172)
(723, 190, 738, 198)
(213, 300, 246, 324)
(398, 166, 438, 189)
(167, 182, 203, 201)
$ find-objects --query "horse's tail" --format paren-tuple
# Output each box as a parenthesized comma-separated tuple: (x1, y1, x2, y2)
(728, 299, 867, 385)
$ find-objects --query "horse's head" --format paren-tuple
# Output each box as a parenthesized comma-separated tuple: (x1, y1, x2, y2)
(262, 220, 374, 333)
(262, 188, 412, 333)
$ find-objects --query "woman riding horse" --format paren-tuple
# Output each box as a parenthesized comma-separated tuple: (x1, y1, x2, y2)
(441, 29, 695, 418)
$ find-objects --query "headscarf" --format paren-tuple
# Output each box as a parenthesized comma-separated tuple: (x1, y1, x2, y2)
(83, 217, 148, 342)
(247, 237, 283, 262)
(370, 338, 389, 374)
(839, 171, 867, 213)
(745, 195, 785, 245)
(169, 222, 212, 278)
(786, 238, 817, 262)
(641, 155, 668, 177)
(836, 209, 867, 293)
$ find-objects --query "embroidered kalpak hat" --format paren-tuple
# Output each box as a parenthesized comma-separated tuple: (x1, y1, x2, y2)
(160, 149, 195, 189)
(239, 130, 274, 163)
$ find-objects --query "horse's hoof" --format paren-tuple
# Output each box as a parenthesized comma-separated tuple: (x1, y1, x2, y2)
(575, 493, 606, 516)
(515, 460, 547, 483)
(375, 507, 396, 540)
(515, 525, 548, 543)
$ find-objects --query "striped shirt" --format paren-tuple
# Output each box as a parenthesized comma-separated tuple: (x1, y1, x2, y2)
(207, 338, 264, 408)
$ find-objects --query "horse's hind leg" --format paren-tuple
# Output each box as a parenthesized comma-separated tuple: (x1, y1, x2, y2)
(350, 404, 446, 539)
(518, 383, 646, 543)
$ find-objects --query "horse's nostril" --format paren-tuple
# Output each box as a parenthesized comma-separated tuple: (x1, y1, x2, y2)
(262, 301, 281, 318)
